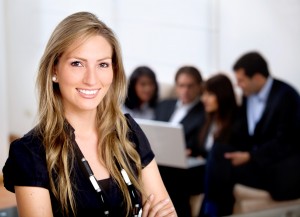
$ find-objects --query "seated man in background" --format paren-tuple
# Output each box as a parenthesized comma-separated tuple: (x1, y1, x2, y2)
(154, 65, 205, 217)
(200, 51, 300, 217)
(155, 65, 205, 156)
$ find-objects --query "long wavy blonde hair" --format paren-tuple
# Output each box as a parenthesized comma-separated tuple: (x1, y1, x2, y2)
(36, 11, 143, 216)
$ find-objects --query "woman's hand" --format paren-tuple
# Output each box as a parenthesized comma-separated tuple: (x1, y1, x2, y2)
(142, 194, 177, 217)
(224, 151, 250, 166)
(141, 160, 177, 216)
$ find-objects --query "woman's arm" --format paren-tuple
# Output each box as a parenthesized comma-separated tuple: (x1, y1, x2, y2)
(15, 186, 53, 217)
(141, 159, 177, 217)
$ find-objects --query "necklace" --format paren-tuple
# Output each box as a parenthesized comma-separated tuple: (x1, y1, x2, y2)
(76, 144, 142, 217)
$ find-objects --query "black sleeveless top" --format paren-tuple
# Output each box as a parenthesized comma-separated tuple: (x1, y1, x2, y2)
(2, 114, 155, 216)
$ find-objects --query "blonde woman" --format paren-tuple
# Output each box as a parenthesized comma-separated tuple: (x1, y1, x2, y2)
(2, 12, 176, 217)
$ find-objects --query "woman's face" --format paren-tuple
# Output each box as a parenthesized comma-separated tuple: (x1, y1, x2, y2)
(135, 75, 156, 103)
(201, 90, 219, 113)
(54, 35, 113, 115)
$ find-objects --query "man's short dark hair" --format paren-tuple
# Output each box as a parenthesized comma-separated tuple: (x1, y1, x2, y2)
(233, 51, 270, 78)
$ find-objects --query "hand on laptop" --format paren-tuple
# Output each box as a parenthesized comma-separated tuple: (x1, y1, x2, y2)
(186, 148, 192, 156)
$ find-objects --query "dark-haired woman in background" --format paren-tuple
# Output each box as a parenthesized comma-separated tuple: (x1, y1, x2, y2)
(196, 73, 238, 158)
(123, 66, 159, 120)
(197, 73, 239, 217)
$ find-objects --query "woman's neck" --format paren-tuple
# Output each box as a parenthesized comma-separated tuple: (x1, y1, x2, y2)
(65, 111, 97, 136)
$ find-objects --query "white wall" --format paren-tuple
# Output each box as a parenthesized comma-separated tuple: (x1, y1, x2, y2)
(218, 0, 300, 92)
(116, 0, 216, 82)
(6, 0, 42, 137)
(0, 0, 9, 170)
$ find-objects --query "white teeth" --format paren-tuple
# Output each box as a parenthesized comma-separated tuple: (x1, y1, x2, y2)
(78, 89, 98, 95)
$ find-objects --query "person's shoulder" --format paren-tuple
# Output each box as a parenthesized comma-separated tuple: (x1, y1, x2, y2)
(121, 104, 132, 114)
(124, 113, 148, 145)
(156, 98, 177, 107)
(194, 100, 204, 109)
(4, 127, 48, 192)
(124, 113, 134, 123)
(9, 127, 43, 153)
(274, 79, 299, 94)
(269, 79, 300, 116)
(124, 113, 139, 130)
(159, 98, 177, 103)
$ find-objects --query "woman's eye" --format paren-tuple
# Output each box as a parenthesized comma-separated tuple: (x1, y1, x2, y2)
(99, 63, 109, 68)
(71, 61, 82, 67)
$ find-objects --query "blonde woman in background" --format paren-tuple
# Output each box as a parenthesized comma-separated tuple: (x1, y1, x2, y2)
(2, 12, 176, 217)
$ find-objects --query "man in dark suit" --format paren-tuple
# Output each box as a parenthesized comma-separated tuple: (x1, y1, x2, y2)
(155, 65, 205, 155)
(200, 51, 300, 216)
(154, 66, 205, 217)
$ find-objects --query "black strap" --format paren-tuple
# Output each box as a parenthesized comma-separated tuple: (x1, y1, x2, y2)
(74, 140, 141, 216)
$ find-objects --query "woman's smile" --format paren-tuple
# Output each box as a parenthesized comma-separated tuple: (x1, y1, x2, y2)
(77, 88, 100, 98)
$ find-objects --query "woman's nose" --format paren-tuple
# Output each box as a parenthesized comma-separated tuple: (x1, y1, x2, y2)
(83, 66, 97, 85)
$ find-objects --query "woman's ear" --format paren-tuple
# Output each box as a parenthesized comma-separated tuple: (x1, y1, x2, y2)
(52, 63, 59, 82)
(52, 75, 57, 82)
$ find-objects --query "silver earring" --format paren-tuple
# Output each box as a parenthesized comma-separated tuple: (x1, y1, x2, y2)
(52, 76, 57, 82)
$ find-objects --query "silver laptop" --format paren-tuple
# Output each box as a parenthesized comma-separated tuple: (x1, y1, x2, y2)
(134, 118, 206, 169)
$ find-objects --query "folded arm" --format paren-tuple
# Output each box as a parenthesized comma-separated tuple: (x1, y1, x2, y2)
(141, 159, 177, 217)
(15, 186, 53, 217)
